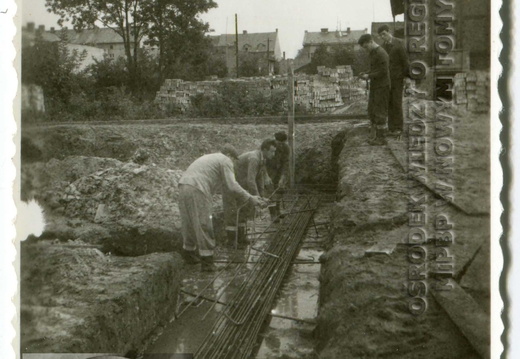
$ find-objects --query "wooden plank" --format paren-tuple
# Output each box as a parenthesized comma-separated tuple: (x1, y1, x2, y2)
(432, 281, 490, 359)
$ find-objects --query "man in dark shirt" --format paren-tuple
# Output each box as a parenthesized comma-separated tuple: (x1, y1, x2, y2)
(265, 131, 290, 221)
(358, 34, 391, 145)
(378, 25, 409, 135)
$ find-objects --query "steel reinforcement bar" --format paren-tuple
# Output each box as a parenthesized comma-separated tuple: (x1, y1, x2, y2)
(195, 195, 320, 359)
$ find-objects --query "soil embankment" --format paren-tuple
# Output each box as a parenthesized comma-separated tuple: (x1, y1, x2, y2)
(316, 103, 490, 358)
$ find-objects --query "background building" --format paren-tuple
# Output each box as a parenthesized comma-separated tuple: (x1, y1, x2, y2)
(210, 30, 282, 77)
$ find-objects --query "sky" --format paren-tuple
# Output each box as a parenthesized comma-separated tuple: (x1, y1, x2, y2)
(21, 0, 403, 58)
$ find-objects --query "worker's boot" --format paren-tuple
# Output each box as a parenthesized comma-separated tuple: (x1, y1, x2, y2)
(182, 249, 200, 265)
(369, 128, 386, 146)
(237, 224, 249, 248)
(226, 228, 237, 247)
(200, 255, 217, 272)
(269, 204, 281, 223)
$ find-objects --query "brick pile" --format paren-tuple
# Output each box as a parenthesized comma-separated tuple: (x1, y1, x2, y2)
(155, 66, 367, 114)
(453, 71, 490, 113)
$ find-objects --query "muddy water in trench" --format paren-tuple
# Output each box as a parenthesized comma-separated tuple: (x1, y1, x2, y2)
(144, 202, 331, 358)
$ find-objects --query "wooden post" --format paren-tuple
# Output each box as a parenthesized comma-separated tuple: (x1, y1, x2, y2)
(266, 37, 270, 75)
(235, 14, 239, 78)
(288, 66, 295, 188)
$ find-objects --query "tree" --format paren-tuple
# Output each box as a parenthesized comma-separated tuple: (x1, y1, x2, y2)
(46, 0, 149, 90)
(239, 53, 262, 77)
(141, 0, 217, 81)
(46, 0, 218, 88)
(22, 31, 88, 111)
(308, 45, 335, 74)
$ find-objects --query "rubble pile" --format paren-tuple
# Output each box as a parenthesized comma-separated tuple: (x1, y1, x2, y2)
(60, 162, 182, 225)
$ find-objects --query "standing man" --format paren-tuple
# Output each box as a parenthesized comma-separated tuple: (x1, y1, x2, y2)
(358, 34, 391, 145)
(178, 145, 266, 271)
(224, 139, 277, 245)
(378, 25, 409, 135)
(265, 131, 290, 222)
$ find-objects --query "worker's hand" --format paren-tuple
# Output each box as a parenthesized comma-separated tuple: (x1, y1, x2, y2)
(250, 196, 268, 208)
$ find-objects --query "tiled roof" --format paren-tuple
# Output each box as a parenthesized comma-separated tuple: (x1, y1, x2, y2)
(303, 29, 367, 46)
(49, 28, 126, 45)
(211, 32, 278, 52)
(22, 30, 61, 44)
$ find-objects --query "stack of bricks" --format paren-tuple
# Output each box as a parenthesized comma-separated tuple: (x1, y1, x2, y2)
(453, 71, 490, 113)
(154, 65, 367, 113)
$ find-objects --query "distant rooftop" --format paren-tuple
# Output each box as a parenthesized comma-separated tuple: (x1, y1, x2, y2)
(303, 28, 368, 46)
(210, 30, 278, 51)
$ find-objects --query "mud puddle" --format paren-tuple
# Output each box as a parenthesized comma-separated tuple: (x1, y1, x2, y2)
(255, 247, 322, 358)
(143, 201, 331, 358)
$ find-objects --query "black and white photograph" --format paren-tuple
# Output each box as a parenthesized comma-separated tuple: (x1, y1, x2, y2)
(2, 0, 507, 358)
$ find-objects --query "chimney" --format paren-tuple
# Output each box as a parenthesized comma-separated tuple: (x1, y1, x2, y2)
(347, 27, 351, 33)
(276, 28, 278, 32)
(38, 25, 45, 32)
(27, 22, 35, 32)
(321, 28, 328, 33)
(243, 30, 247, 34)
(283, 51, 286, 59)
(50, 27, 55, 33)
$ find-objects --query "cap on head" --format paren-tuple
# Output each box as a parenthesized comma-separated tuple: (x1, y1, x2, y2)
(261, 139, 277, 151)
(274, 131, 288, 141)
(358, 34, 373, 46)
(220, 144, 239, 160)
(377, 24, 390, 34)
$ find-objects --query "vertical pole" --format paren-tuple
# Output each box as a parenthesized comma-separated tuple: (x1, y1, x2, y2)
(267, 37, 270, 75)
(235, 14, 239, 78)
(288, 66, 295, 188)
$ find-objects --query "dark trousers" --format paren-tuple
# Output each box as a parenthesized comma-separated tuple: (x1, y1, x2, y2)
(388, 78, 404, 131)
(368, 85, 390, 127)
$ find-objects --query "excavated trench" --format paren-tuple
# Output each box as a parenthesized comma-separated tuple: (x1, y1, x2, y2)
(20, 110, 490, 358)
(19, 121, 355, 357)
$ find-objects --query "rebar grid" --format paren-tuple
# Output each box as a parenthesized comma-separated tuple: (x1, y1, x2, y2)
(195, 194, 320, 359)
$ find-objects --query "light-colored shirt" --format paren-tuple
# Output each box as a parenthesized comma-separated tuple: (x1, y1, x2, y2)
(179, 153, 251, 202)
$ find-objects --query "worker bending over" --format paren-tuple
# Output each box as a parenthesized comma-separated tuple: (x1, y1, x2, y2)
(178, 145, 266, 271)
(224, 139, 277, 246)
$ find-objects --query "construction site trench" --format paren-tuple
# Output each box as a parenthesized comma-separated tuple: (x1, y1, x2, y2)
(21, 104, 490, 358)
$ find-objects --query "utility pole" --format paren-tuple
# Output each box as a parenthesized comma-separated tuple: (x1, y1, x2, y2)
(235, 14, 239, 78)
(266, 37, 270, 75)
(287, 66, 295, 188)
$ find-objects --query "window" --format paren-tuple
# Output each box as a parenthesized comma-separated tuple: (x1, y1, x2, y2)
(110, 45, 114, 49)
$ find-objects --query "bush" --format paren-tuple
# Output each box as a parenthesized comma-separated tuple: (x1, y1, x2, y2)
(188, 83, 286, 118)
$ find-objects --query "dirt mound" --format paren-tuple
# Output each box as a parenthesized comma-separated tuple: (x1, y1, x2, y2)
(24, 156, 185, 255)
(21, 240, 184, 353)
(316, 123, 489, 358)
(22, 156, 121, 202)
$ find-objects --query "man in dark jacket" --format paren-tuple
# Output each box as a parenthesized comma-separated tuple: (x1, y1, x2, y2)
(265, 131, 290, 221)
(358, 34, 391, 145)
(378, 25, 409, 134)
